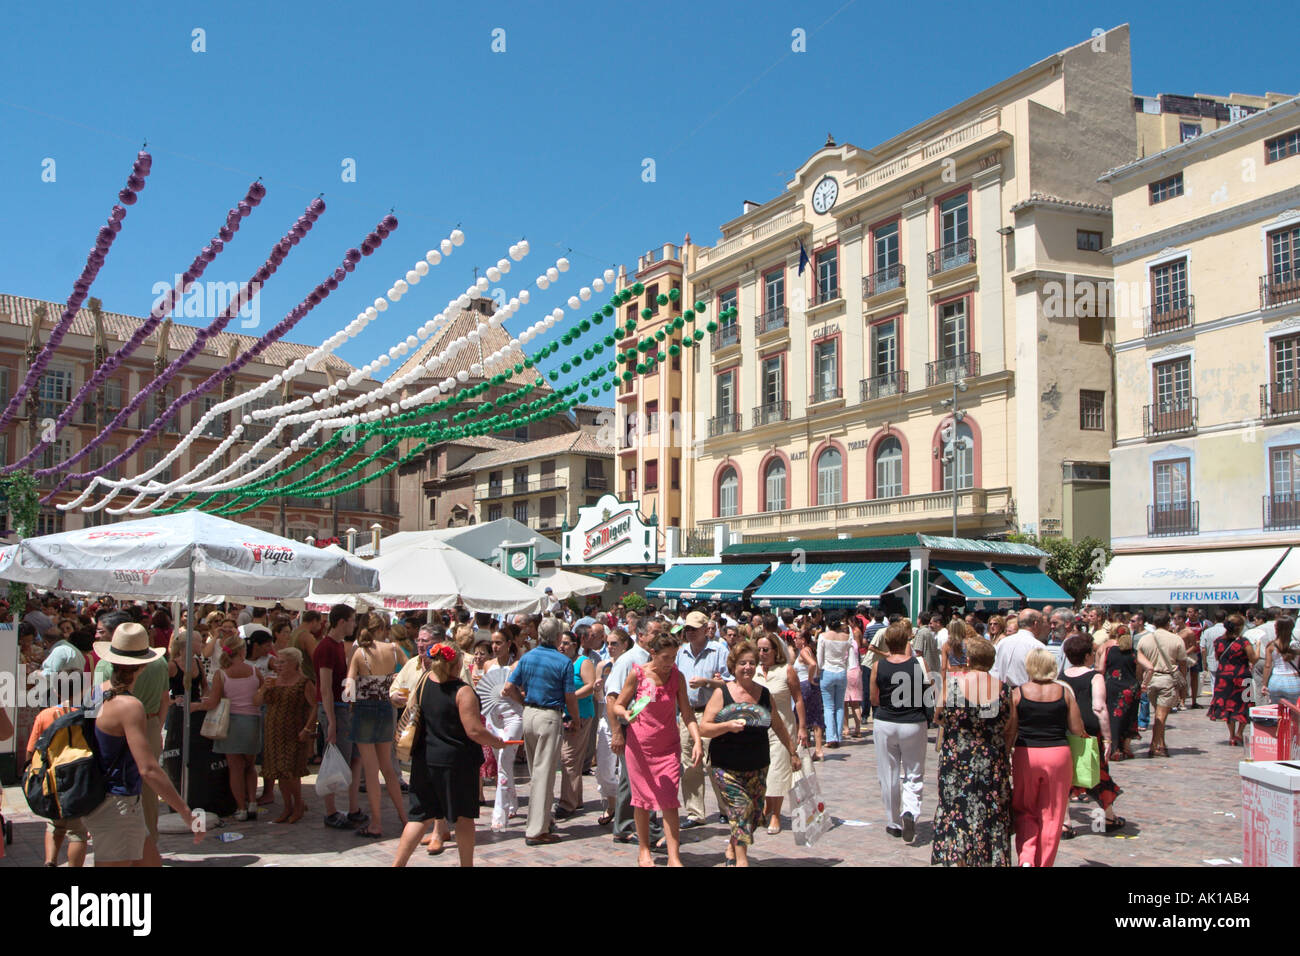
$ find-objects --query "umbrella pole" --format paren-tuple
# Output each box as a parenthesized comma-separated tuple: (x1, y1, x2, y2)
(181, 564, 195, 808)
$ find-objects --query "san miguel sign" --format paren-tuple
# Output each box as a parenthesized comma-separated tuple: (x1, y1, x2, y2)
(563, 494, 659, 568)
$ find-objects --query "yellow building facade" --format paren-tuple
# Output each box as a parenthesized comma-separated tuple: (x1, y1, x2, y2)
(685, 27, 1139, 544)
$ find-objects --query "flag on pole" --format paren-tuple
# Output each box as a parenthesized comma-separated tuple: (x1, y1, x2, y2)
(797, 240, 810, 276)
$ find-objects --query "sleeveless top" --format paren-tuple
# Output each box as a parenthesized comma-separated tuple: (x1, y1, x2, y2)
(1059, 669, 1100, 737)
(573, 656, 594, 719)
(709, 683, 773, 772)
(1015, 686, 1069, 748)
(222, 669, 261, 716)
(354, 646, 396, 702)
(418, 677, 484, 769)
(94, 702, 143, 797)
(874, 657, 928, 723)
(793, 653, 810, 684)
(947, 642, 968, 669)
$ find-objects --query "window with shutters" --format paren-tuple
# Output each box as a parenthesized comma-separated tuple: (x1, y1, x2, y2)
(816, 448, 842, 505)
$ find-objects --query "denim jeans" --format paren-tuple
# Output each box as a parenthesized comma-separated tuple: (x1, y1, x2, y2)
(1138, 693, 1151, 729)
(821, 669, 848, 744)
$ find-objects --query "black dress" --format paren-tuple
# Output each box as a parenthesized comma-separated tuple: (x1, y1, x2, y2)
(1103, 645, 1139, 755)
(1059, 668, 1122, 811)
(163, 658, 236, 817)
(408, 676, 484, 822)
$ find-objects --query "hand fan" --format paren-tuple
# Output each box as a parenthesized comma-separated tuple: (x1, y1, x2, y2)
(475, 667, 521, 721)
(626, 695, 654, 721)
(716, 701, 771, 728)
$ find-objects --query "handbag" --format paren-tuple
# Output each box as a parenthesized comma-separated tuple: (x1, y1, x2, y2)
(1068, 733, 1100, 789)
(394, 675, 426, 763)
(200, 698, 230, 740)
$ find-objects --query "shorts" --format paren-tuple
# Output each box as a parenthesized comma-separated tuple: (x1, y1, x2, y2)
(351, 700, 395, 745)
(214, 713, 264, 755)
(319, 703, 357, 761)
(84, 794, 146, 863)
(407, 762, 481, 823)
(1147, 676, 1180, 710)
(46, 816, 89, 842)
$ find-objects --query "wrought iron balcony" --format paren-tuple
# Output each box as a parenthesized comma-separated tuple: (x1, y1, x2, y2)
(755, 306, 789, 336)
(927, 237, 976, 276)
(1262, 382, 1300, 420)
(809, 385, 843, 405)
(708, 413, 742, 438)
(862, 264, 905, 297)
(813, 284, 841, 307)
(583, 476, 608, 490)
(1143, 398, 1197, 438)
(925, 352, 980, 387)
(1261, 269, 1300, 309)
(1143, 294, 1195, 336)
(1148, 501, 1199, 537)
(711, 322, 740, 350)
(752, 401, 791, 427)
(860, 370, 908, 402)
(1264, 494, 1300, 531)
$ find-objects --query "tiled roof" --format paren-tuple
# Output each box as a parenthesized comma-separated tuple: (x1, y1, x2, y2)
(446, 429, 612, 476)
(1008, 192, 1112, 215)
(0, 293, 364, 379)
(390, 306, 542, 389)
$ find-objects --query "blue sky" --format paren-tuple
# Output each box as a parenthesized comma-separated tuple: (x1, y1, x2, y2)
(2, 0, 1296, 385)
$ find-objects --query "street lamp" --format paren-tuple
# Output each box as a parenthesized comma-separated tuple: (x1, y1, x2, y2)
(938, 378, 971, 538)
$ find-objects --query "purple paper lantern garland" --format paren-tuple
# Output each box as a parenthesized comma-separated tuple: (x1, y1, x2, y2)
(48, 211, 396, 503)
(0, 151, 150, 435)
(39, 185, 309, 496)
(3, 181, 263, 475)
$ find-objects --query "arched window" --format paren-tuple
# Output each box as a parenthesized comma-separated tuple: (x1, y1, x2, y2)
(942, 422, 975, 491)
(875, 437, 903, 499)
(816, 448, 842, 505)
(718, 467, 739, 518)
(764, 458, 787, 512)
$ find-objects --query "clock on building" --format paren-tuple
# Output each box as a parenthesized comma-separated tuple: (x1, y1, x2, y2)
(812, 176, 839, 214)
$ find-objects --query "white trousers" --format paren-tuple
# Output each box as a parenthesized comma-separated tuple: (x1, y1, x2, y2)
(594, 715, 619, 800)
(873, 719, 927, 828)
(488, 709, 523, 827)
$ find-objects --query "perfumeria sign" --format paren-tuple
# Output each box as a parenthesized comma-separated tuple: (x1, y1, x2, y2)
(563, 494, 659, 567)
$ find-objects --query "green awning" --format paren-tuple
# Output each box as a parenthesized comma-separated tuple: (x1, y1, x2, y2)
(645, 564, 765, 601)
(932, 560, 1020, 609)
(752, 562, 906, 609)
(994, 564, 1072, 606)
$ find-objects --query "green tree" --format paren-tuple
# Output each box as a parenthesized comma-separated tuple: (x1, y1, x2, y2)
(0, 472, 40, 620)
(1006, 533, 1111, 604)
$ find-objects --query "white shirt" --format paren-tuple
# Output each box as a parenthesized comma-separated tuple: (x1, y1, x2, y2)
(935, 628, 949, 650)
(816, 632, 860, 673)
(1201, 623, 1225, 674)
(991, 631, 1045, 687)
(237, 607, 254, 627)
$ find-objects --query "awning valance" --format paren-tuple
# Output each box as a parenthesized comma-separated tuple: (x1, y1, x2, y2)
(1086, 548, 1289, 606)
(931, 560, 1021, 609)
(644, 564, 765, 601)
(752, 562, 906, 609)
(993, 564, 1072, 607)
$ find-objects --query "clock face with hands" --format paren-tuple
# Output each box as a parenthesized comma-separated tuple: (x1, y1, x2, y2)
(812, 176, 839, 214)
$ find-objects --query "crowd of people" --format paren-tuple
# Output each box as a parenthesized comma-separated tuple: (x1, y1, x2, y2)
(9, 590, 1294, 867)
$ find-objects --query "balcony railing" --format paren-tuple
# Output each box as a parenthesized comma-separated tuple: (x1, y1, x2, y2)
(1262, 382, 1300, 420)
(487, 477, 566, 499)
(712, 322, 740, 350)
(1143, 294, 1195, 336)
(1261, 269, 1300, 309)
(1264, 494, 1300, 531)
(926, 352, 980, 387)
(708, 413, 742, 438)
(583, 476, 608, 490)
(755, 306, 789, 336)
(645, 413, 660, 435)
(1143, 398, 1197, 438)
(927, 237, 976, 276)
(813, 284, 841, 307)
(696, 208, 806, 268)
(1148, 501, 1199, 537)
(699, 486, 1014, 535)
(752, 401, 791, 427)
(861, 370, 908, 402)
(809, 385, 843, 404)
(863, 264, 905, 297)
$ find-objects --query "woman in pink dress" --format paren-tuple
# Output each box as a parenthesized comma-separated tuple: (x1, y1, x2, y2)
(612, 632, 701, 867)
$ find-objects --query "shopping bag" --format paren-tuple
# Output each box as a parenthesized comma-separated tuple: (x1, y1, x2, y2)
(1068, 733, 1100, 789)
(789, 750, 829, 847)
(199, 699, 230, 740)
(315, 743, 352, 799)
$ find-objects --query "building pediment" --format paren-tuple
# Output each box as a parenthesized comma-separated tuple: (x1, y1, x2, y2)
(787, 141, 869, 195)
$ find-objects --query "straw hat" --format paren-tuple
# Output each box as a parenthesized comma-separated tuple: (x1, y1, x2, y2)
(94, 622, 165, 667)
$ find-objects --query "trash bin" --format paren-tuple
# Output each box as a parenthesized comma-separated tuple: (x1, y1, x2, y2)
(1248, 705, 1294, 762)
(1240, 760, 1300, 866)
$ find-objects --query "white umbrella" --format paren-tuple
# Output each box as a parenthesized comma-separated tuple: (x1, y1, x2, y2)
(535, 566, 606, 601)
(0, 510, 379, 802)
(311, 537, 542, 616)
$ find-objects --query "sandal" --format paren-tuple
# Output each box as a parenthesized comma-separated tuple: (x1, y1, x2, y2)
(1105, 816, 1126, 833)
(596, 811, 614, 826)
(1061, 825, 1075, 840)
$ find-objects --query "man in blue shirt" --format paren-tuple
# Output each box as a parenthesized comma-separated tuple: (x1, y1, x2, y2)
(674, 610, 732, 827)
(504, 616, 579, 845)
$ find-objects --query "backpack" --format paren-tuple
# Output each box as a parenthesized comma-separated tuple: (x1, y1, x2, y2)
(23, 701, 109, 820)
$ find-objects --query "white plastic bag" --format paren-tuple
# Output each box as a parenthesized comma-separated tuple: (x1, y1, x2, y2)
(315, 743, 351, 799)
(790, 750, 830, 847)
